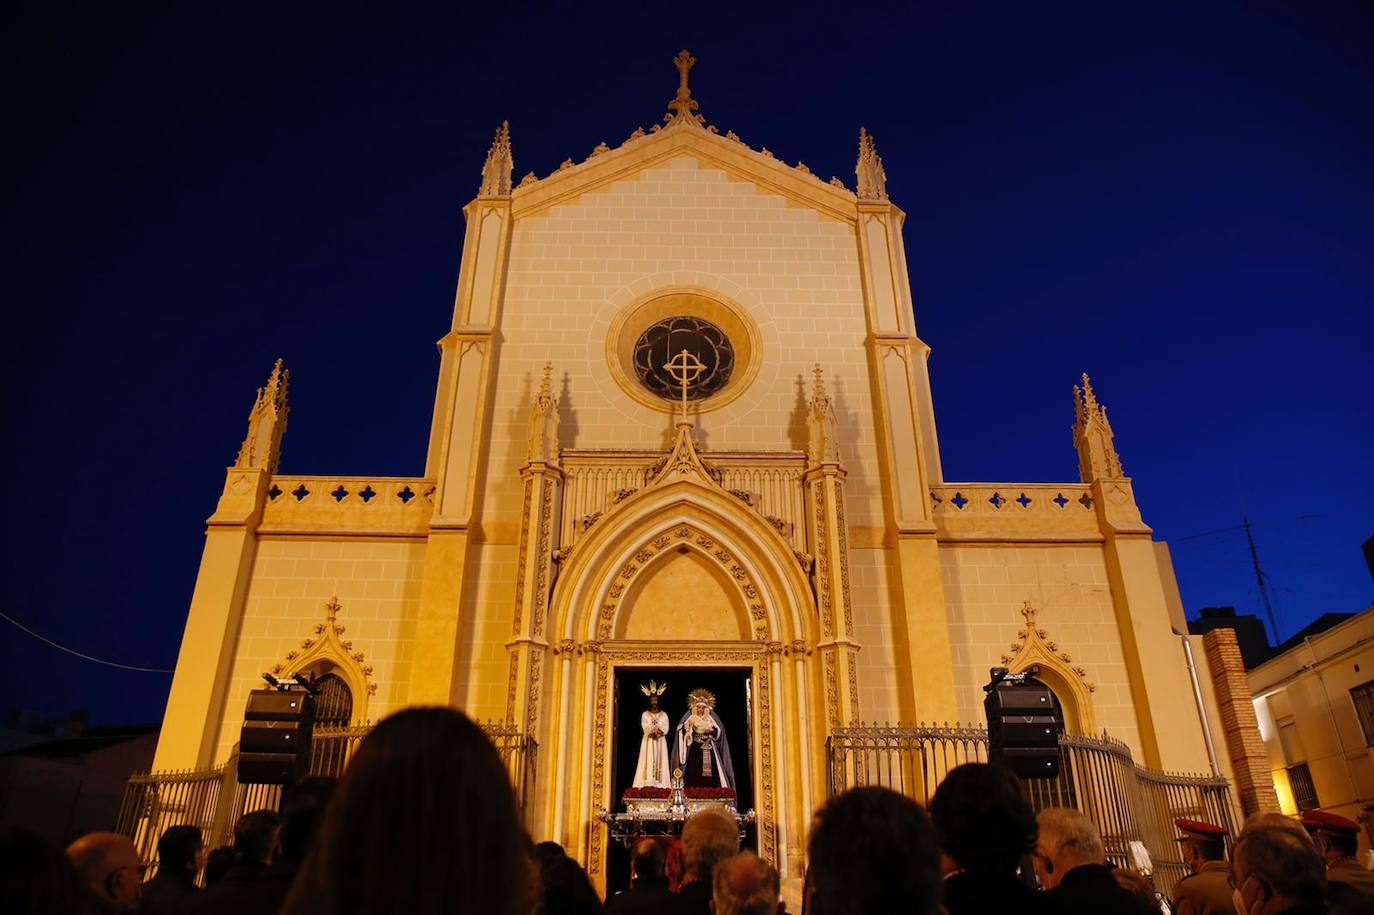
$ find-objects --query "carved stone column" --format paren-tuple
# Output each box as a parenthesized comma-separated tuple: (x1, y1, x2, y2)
(409, 124, 515, 705)
(805, 369, 860, 727)
(851, 137, 958, 722)
(154, 361, 287, 769)
(506, 366, 563, 743)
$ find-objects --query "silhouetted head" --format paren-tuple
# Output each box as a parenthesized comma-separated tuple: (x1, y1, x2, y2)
(712, 851, 782, 915)
(203, 847, 234, 886)
(1, 827, 86, 915)
(807, 787, 942, 915)
(234, 810, 281, 866)
(631, 837, 667, 882)
(930, 763, 1037, 876)
(156, 825, 203, 877)
(278, 777, 336, 865)
(534, 840, 600, 915)
(281, 707, 534, 915)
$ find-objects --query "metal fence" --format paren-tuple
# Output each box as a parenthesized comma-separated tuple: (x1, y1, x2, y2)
(117, 720, 536, 872)
(827, 723, 1237, 896)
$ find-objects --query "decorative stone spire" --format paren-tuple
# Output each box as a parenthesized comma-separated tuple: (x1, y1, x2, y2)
(855, 128, 888, 201)
(479, 121, 513, 197)
(1072, 373, 1125, 482)
(808, 364, 841, 465)
(234, 359, 289, 473)
(665, 49, 704, 127)
(526, 362, 559, 464)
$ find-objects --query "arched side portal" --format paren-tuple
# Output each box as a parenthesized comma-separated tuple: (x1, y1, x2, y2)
(536, 480, 827, 890)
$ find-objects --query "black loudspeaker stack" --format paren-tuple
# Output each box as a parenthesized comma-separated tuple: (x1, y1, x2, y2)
(983, 670, 1063, 780)
(238, 688, 315, 785)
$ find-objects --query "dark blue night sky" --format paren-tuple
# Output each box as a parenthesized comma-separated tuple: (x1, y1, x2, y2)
(3, 2, 1371, 726)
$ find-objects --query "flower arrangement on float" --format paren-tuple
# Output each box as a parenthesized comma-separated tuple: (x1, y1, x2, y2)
(622, 786, 671, 799)
(684, 787, 736, 800)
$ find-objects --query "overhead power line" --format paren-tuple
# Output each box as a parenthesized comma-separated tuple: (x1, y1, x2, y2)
(0, 609, 174, 673)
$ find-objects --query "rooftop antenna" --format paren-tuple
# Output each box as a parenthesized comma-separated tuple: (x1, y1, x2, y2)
(1243, 516, 1282, 646)
(1176, 512, 1321, 646)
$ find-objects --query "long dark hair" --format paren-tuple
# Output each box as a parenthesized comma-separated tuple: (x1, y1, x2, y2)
(281, 707, 534, 915)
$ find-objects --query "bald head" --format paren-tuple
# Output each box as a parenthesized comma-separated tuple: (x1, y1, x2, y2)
(66, 832, 142, 908)
(712, 852, 781, 915)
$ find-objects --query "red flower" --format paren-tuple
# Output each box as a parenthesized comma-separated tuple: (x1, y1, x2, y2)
(684, 787, 737, 799)
(623, 786, 671, 799)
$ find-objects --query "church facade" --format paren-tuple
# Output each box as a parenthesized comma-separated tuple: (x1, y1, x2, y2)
(153, 53, 1247, 884)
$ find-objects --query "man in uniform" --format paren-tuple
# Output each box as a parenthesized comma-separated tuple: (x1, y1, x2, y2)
(1301, 808, 1374, 898)
(1171, 818, 1235, 915)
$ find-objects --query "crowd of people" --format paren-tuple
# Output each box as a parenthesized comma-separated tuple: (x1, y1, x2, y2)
(7, 705, 1374, 914)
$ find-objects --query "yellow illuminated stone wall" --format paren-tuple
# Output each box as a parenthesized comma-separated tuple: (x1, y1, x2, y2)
(489, 156, 885, 527)
(211, 538, 425, 763)
(940, 543, 1145, 757)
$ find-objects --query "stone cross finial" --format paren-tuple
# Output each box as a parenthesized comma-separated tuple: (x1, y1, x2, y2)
(855, 128, 888, 201)
(1072, 373, 1124, 482)
(479, 121, 513, 197)
(234, 358, 290, 473)
(666, 49, 702, 126)
(665, 348, 705, 424)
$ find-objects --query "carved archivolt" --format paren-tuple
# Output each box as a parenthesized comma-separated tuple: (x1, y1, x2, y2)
(999, 600, 1095, 733)
(596, 522, 769, 640)
(271, 597, 376, 723)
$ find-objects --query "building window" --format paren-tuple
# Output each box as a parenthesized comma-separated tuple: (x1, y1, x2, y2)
(1351, 680, 1374, 746)
(1287, 762, 1319, 811)
(313, 673, 353, 728)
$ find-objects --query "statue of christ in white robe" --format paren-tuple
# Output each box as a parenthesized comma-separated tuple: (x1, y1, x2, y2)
(632, 689, 671, 788)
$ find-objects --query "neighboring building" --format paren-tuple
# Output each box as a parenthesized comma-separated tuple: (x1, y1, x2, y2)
(0, 725, 157, 843)
(1251, 606, 1374, 850)
(1189, 606, 1274, 669)
(151, 52, 1264, 887)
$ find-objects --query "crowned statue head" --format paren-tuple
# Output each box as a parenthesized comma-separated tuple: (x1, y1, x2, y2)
(641, 679, 667, 711)
(687, 688, 716, 719)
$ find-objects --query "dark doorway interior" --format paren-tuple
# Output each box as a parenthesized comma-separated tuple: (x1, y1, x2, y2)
(606, 665, 756, 894)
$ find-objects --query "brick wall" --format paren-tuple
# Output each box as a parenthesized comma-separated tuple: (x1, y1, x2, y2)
(1203, 627, 1281, 815)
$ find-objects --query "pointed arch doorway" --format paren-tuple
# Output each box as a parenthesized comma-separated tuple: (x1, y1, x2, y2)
(534, 502, 827, 892)
(606, 664, 757, 893)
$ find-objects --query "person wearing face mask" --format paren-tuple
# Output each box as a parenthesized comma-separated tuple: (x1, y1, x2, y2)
(1172, 818, 1236, 915)
(1301, 810, 1374, 900)
(1229, 826, 1329, 915)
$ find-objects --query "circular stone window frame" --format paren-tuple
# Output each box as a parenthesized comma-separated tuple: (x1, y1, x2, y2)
(605, 288, 763, 415)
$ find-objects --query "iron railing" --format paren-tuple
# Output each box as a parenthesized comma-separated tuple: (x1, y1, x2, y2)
(827, 723, 1237, 896)
(117, 720, 536, 871)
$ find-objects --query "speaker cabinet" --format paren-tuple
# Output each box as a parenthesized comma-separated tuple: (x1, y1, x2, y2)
(984, 677, 1064, 780)
(239, 688, 315, 786)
